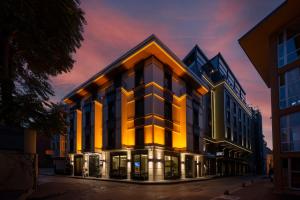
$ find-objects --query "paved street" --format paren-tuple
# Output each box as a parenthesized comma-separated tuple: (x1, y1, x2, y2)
(28, 175, 280, 200)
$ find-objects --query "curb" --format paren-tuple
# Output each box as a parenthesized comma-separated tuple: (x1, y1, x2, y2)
(68, 175, 217, 185)
(40, 174, 218, 185)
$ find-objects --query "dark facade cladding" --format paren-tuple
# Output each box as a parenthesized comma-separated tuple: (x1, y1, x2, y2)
(63, 35, 264, 181)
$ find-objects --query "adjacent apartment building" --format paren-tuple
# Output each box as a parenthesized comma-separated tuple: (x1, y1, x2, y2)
(183, 47, 253, 176)
(239, 0, 300, 192)
(63, 35, 257, 181)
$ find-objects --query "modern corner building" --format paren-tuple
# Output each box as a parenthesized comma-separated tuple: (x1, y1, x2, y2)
(63, 35, 258, 181)
(239, 0, 300, 192)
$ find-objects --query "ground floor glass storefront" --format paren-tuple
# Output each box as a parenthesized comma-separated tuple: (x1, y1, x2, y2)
(164, 154, 180, 179)
(110, 152, 127, 179)
(70, 149, 205, 181)
(132, 151, 148, 180)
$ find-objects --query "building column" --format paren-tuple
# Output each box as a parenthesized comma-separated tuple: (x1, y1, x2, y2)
(127, 150, 131, 180)
(181, 153, 185, 179)
(75, 109, 82, 154)
(148, 148, 154, 181)
(93, 101, 103, 153)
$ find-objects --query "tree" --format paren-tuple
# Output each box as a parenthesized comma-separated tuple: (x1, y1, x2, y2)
(0, 0, 86, 131)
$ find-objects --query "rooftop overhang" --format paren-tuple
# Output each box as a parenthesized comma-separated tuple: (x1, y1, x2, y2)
(63, 35, 209, 104)
(238, 0, 300, 88)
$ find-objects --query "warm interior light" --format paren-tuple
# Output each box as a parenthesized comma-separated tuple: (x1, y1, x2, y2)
(76, 109, 82, 153)
(172, 95, 187, 149)
(144, 125, 153, 144)
(121, 88, 135, 146)
(154, 125, 165, 145)
(94, 101, 102, 152)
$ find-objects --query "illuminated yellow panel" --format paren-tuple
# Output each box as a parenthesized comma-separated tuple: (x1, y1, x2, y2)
(126, 129, 135, 146)
(76, 88, 89, 97)
(144, 125, 153, 144)
(154, 125, 164, 145)
(197, 85, 209, 95)
(76, 109, 82, 153)
(121, 88, 135, 146)
(173, 95, 186, 149)
(63, 98, 73, 104)
(94, 101, 102, 152)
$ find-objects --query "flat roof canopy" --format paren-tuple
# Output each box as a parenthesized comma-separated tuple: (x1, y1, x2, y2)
(239, 0, 300, 88)
(63, 35, 209, 104)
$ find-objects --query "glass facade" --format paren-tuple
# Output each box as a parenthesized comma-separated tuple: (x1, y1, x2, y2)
(279, 67, 300, 109)
(280, 112, 300, 152)
(278, 29, 300, 67)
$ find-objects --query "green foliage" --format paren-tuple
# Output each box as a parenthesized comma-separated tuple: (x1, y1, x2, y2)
(0, 0, 86, 134)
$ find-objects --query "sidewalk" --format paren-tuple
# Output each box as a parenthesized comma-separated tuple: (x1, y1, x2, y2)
(214, 178, 299, 200)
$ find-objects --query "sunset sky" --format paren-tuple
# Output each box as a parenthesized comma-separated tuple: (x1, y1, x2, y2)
(52, 0, 284, 149)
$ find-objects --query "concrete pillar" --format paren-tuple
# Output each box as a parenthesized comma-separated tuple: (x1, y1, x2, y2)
(148, 148, 154, 181)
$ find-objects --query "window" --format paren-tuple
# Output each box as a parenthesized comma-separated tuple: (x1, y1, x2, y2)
(226, 111, 231, 124)
(84, 103, 91, 151)
(135, 67, 144, 86)
(280, 112, 300, 152)
(226, 127, 231, 140)
(69, 114, 75, 152)
(226, 94, 230, 108)
(219, 60, 227, 77)
(164, 101, 172, 121)
(277, 26, 300, 67)
(165, 130, 172, 148)
(233, 117, 237, 128)
(108, 129, 116, 149)
(193, 135, 199, 152)
(291, 158, 300, 189)
(233, 102, 237, 114)
(279, 67, 300, 109)
(234, 84, 241, 96)
(227, 73, 234, 88)
(135, 98, 144, 118)
(164, 71, 172, 91)
(135, 128, 144, 147)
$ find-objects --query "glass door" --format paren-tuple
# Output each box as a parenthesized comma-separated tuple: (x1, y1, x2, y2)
(132, 153, 148, 180)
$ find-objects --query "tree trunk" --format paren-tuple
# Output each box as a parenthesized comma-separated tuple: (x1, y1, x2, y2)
(0, 31, 15, 126)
